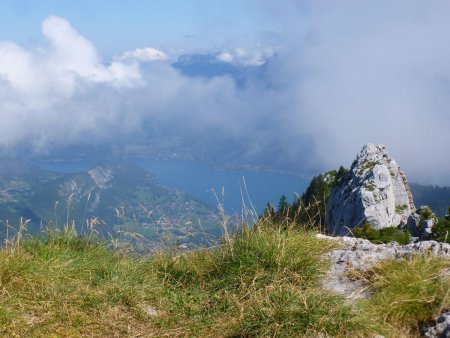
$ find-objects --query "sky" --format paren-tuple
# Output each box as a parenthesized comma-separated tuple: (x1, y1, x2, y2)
(0, 0, 277, 56)
(0, 0, 449, 185)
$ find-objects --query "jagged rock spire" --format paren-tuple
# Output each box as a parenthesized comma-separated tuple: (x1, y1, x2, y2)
(326, 144, 415, 235)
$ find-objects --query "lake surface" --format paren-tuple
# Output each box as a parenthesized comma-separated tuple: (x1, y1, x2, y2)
(31, 158, 311, 215)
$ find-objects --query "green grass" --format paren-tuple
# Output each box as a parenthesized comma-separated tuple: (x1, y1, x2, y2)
(0, 223, 449, 337)
(395, 204, 408, 213)
(359, 255, 450, 337)
(0, 228, 160, 336)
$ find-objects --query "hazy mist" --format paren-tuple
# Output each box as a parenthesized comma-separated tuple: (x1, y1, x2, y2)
(0, 1, 449, 185)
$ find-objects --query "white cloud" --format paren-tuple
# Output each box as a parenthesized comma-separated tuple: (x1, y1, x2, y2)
(42, 16, 141, 85)
(216, 47, 274, 66)
(0, 16, 254, 155)
(119, 47, 168, 62)
(216, 52, 234, 63)
(0, 15, 141, 107)
(0, 16, 144, 149)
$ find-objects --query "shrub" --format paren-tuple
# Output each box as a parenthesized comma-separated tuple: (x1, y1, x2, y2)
(431, 207, 450, 243)
(418, 206, 437, 222)
(352, 222, 410, 245)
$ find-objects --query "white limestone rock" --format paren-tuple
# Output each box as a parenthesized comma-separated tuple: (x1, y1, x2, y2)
(424, 312, 450, 338)
(327, 144, 415, 235)
(317, 234, 450, 301)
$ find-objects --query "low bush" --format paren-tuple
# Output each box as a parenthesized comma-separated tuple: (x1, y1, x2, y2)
(431, 207, 450, 243)
(352, 222, 410, 244)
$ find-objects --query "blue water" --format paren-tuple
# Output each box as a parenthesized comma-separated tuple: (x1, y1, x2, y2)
(135, 159, 310, 214)
(31, 158, 310, 214)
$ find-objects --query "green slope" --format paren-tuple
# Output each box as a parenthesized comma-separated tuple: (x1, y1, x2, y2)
(0, 158, 218, 247)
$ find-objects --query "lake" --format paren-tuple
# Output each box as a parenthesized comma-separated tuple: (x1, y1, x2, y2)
(31, 158, 311, 215)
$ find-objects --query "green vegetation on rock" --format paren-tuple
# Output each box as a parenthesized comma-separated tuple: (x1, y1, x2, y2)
(351, 222, 410, 245)
(395, 204, 407, 213)
(431, 207, 450, 243)
(262, 166, 349, 231)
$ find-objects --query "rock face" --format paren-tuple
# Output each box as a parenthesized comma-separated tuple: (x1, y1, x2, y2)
(327, 144, 415, 235)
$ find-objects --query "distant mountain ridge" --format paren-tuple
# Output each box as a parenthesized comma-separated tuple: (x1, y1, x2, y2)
(172, 52, 272, 88)
(0, 158, 217, 248)
(410, 183, 450, 217)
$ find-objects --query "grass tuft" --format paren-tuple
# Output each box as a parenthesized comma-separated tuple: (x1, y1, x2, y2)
(237, 286, 364, 337)
(358, 255, 450, 336)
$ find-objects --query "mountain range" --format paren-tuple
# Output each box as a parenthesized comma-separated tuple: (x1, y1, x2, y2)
(0, 156, 448, 251)
(0, 158, 218, 249)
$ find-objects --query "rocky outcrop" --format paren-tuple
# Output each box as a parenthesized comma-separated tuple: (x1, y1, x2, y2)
(424, 312, 450, 337)
(88, 166, 113, 189)
(318, 234, 450, 337)
(406, 206, 439, 240)
(317, 234, 450, 301)
(326, 144, 415, 235)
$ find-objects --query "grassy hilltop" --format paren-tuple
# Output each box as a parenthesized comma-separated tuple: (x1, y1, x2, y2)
(1, 221, 449, 337)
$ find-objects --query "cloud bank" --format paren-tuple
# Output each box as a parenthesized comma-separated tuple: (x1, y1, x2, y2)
(119, 47, 168, 62)
(0, 6, 449, 185)
(216, 46, 274, 66)
(248, 0, 450, 184)
(0, 16, 143, 149)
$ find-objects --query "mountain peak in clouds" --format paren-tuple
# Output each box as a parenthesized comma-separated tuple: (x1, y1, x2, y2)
(172, 52, 271, 87)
